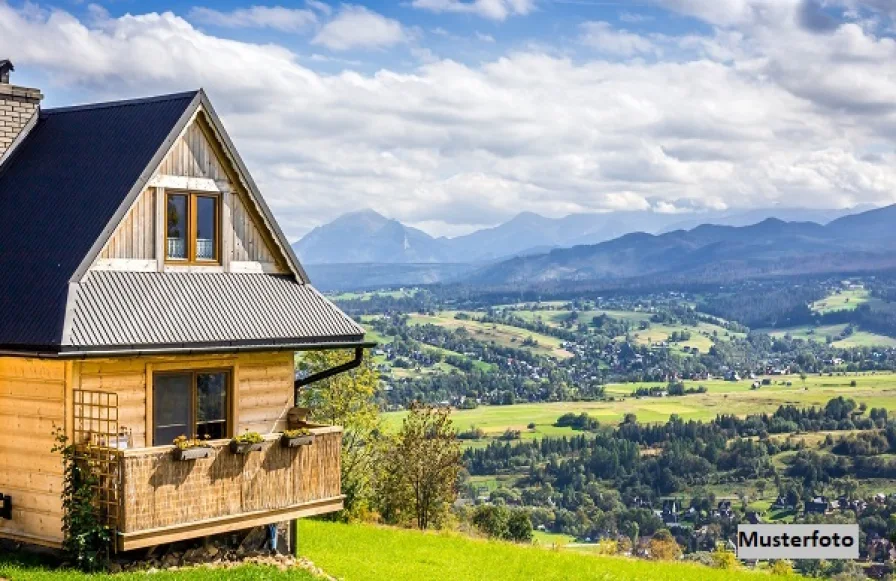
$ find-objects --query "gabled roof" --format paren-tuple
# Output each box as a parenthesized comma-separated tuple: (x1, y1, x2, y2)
(0, 90, 365, 354)
(0, 91, 198, 350)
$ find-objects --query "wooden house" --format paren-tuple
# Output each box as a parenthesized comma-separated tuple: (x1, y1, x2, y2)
(0, 64, 370, 550)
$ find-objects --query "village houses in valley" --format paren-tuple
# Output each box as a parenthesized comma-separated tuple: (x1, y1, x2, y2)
(0, 60, 371, 551)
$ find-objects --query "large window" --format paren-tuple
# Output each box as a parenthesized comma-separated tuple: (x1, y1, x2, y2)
(166, 192, 220, 263)
(153, 370, 230, 446)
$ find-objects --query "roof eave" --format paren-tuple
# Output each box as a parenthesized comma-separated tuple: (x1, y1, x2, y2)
(1, 337, 374, 359)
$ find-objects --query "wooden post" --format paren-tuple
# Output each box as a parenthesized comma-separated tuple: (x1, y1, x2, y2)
(291, 518, 298, 556)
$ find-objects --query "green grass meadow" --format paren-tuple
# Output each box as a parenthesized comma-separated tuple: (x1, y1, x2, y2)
(405, 312, 572, 359)
(763, 323, 896, 348)
(385, 372, 896, 438)
(0, 555, 317, 581)
(810, 288, 872, 314)
(297, 520, 793, 581)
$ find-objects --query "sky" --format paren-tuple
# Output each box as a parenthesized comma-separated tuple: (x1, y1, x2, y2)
(1, 0, 895, 241)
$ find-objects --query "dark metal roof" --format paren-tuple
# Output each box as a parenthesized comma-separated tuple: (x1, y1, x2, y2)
(65, 271, 365, 352)
(0, 91, 197, 349)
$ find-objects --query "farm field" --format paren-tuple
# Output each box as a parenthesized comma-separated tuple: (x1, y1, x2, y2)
(329, 288, 419, 301)
(810, 288, 872, 314)
(511, 309, 572, 327)
(384, 372, 896, 438)
(763, 324, 896, 347)
(297, 520, 793, 581)
(629, 323, 715, 352)
(406, 312, 572, 359)
(532, 531, 576, 546)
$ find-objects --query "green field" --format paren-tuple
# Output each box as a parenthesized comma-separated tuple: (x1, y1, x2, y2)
(764, 324, 896, 348)
(810, 288, 871, 314)
(511, 309, 572, 328)
(406, 312, 572, 359)
(330, 288, 419, 301)
(0, 556, 316, 581)
(385, 372, 896, 438)
(298, 520, 792, 581)
(532, 530, 576, 546)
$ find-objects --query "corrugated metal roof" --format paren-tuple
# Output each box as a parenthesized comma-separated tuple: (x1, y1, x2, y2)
(66, 271, 365, 350)
(0, 92, 197, 349)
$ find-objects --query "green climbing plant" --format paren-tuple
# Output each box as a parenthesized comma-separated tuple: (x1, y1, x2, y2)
(51, 426, 111, 572)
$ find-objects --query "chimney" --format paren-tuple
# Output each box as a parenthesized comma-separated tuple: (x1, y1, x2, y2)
(0, 60, 43, 159)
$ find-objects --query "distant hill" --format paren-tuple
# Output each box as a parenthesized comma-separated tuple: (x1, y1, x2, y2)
(294, 206, 866, 267)
(468, 205, 896, 285)
(294, 210, 448, 264)
(658, 206, 868, 232)
(303, 262, 476, 291)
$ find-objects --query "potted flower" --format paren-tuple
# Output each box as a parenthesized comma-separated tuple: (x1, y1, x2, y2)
(230, 431, 264, 454)
(172, 435, 213, 461)
(280, 428, 314, 448)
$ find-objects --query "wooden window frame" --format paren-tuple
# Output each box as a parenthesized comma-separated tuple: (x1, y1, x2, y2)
(164, 191, 221, 265)
(151, 368, 233, 446)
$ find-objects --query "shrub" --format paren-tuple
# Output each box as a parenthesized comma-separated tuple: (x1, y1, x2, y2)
(506, 510, 533, 543)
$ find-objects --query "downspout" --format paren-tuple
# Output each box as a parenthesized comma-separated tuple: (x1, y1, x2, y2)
(290, 344, 371, 555)
(293, 345, 367, 405)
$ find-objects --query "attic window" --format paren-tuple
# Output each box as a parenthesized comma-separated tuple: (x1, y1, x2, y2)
(166, 192, 220, 264)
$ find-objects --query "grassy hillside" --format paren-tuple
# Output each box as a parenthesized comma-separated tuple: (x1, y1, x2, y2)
(763, 323, 896, 348)
(297, 520, 791, 581)
(0, 556, 316, 581)
(405, 312, 572, 359)
(810, 288, 872, 314)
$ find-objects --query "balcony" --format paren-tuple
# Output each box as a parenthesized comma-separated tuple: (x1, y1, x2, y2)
(113, 426, 342, 551)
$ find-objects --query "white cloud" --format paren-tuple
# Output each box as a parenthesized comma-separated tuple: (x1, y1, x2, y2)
(580, 21, 658, 56)
(311, 5, 406, 50)
(619, 11, 653, 23)
(476, 31, 496, 42)
(411, 0, 535, 21)
(306, 0, 333, 16)
(0, 2, 894, 238)
(188, 5, 318, 32)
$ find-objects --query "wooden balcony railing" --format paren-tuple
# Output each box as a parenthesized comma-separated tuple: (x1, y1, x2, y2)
(113, 426, 342, 550)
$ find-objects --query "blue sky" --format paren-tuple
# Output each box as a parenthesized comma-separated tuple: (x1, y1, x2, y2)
(1, 0, 895, 239)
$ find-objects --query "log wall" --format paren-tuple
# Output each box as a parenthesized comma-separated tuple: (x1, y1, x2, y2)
(0, 349, 299, 548)
(74, 351, 295, 448)
(0, 358, 66, 546)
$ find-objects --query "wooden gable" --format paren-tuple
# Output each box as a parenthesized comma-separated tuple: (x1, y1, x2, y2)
(93, 109, 287, 274)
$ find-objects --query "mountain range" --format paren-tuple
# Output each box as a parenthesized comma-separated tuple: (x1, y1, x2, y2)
(293, 206, 868, 265)
(469, 205, 896, 285)
(293, 205, 893, 290)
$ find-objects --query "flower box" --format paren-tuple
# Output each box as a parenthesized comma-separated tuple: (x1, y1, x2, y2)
(280, 434, 314, 448)
(174, 446, 212, 461)
(230, 440, 264, 455)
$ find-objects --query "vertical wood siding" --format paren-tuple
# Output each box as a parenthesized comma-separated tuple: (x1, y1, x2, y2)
(232, 194, 278, 264)
(93, 112, 284, 272)
(99, 188, 156, 260)
(0, 358, 66, 546)
(156, 120, 226, 180)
